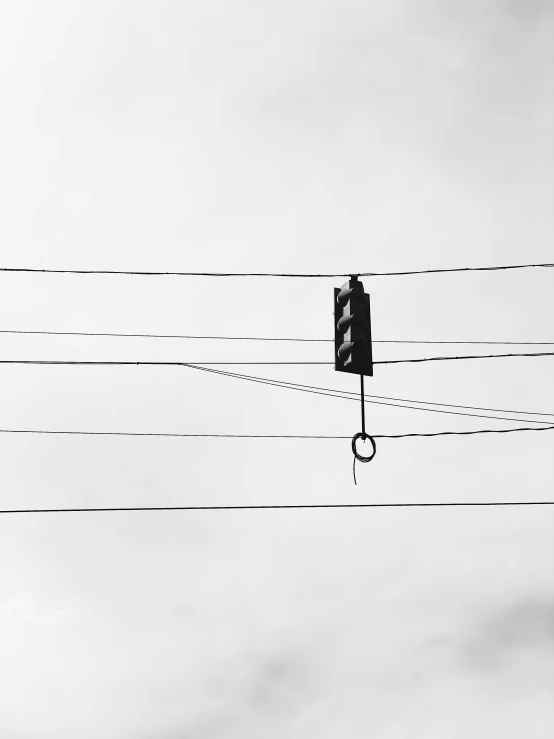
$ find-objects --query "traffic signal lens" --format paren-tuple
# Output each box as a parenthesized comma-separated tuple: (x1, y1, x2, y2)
(336, 287, 354, 306)
(337, 315, 354, 333)
(337, 342, 354, 362)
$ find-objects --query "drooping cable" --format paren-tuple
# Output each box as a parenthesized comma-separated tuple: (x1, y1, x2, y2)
(183, 364, 554, 425)
(0, 357, 550, 423)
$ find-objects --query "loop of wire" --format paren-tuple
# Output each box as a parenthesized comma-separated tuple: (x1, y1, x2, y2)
(352, 432, 377, 462)
(351, 432, 377, 484)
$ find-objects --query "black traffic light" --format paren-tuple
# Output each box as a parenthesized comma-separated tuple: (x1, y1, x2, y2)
(334, 276, 373, 376)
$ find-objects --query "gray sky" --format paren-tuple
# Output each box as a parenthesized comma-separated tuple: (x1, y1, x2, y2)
(0, 1, 553, 737)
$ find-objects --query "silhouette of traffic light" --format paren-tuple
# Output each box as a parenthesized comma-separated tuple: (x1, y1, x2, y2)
(334, 276, 373, 376)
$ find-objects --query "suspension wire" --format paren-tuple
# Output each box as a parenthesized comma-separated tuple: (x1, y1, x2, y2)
(0, 351, 553, 367)
(1, 263, 553, 277)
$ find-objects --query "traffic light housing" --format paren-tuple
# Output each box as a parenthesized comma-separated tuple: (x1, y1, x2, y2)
(334, 276, 373, 376)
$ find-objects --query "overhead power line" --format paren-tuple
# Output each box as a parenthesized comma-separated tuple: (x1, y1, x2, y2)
(377, 352, 554, 365)
(1, 328, 552, 345)
(372, 340, 554, 346)
(288, 383, 554, 418)
(183, 364, 554, 425)
(1, 358, 551, 424)
(1, 263, 553, 278)
(0, 351, 553, 367)
(0, 329, 331, 342)
(0, 426, 553, 439)
(370, 426, 554, 439)
(2, 500, 554, 514)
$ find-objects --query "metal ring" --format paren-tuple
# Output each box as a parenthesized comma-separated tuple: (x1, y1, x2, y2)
(351, 432, 377, 463)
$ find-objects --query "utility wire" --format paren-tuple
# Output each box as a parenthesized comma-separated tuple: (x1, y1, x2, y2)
(372, 340, 554, 346)
(378, 352, 554, 365)
(0, 329, 329, 342)
(0, 359, 336, 365)
(1, 263, 553, 278)
(0, 357, 551, 423)
(0, 429, 348, 438)
(184, 364, 554, 425)
(217, 370, 553, 418)
(2, 501, 554, 514)
(282, 383, 554, 418)
(375, 426, 554, 439)
(0, 426, 553, 439)
(1, 329, 553, 345)
(0, 352, 553, 367)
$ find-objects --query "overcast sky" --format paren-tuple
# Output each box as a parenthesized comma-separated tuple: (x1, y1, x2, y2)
(0, 1, 553, 737)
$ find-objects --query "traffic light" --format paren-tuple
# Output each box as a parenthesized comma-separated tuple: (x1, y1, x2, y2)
(334, 276, 373, 376)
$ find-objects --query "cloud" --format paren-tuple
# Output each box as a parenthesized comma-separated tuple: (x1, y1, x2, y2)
(0, 592, 69, 656)
(247, 652, 314, 715)
(462, 598, 554, 671)
(137, 645, 321, 739)
(3, 592, 67, 623)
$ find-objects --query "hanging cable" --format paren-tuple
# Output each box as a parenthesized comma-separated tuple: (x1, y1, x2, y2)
(351, 374, 377, 483)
